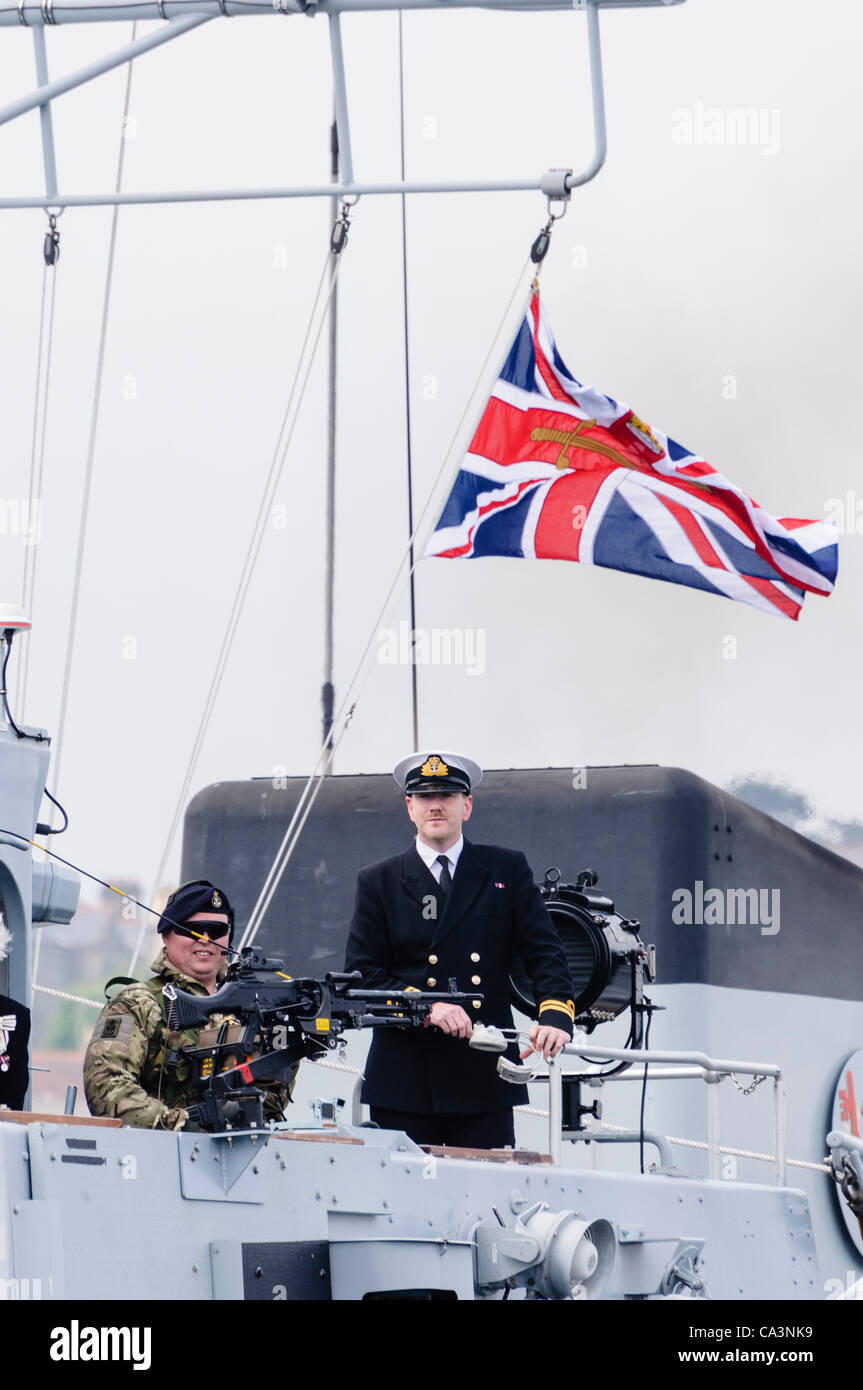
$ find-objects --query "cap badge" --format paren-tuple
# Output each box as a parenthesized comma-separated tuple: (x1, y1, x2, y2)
(211, 890, 223, 908)
(420, 756, 449, 778)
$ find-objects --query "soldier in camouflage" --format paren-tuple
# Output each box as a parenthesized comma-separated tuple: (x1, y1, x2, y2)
(83, 880, 293, 1130)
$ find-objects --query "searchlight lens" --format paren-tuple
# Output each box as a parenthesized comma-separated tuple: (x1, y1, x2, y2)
(509, 870, 648, 1031)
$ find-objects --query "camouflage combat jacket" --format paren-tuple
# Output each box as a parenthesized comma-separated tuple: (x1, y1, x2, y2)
(83, 948, 292, 1130)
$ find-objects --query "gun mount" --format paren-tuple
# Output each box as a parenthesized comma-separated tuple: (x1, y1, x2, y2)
(163, 949, 482, 1133)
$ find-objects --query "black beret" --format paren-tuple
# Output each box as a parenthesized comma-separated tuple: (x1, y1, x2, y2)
(158, 880, 234, 941)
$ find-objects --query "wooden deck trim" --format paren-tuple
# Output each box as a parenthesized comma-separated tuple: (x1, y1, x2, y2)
(419, 1144, 552, 1165)
(270, 1130, 364, 1145)
(0, 1110, 123, 1128)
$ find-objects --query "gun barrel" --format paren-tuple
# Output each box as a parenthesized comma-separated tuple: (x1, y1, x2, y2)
(344, 989, 482, 1004)
(356, 1013, 432, 1029)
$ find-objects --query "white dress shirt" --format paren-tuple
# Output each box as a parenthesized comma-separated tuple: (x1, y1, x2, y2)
(415, 835, 464, 884)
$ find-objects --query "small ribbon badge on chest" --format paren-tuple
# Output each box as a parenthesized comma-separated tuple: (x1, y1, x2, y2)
(0, 1014, 17, 1073)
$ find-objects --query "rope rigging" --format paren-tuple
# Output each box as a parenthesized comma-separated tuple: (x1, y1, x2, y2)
(128, 201, 355, 976)
(48, 21, 138, 829)
(15, 215, 61, 722)
(240, 245, 542, 950)
(27, 24, 137, 1000)
(1, 823, 253, 969)
(238, 191, 570, 948)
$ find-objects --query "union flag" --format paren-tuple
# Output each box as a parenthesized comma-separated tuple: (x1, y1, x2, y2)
(425, 293, 838, 619)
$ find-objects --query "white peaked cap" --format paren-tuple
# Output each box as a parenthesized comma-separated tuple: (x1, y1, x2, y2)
(393, 750, 483, 794)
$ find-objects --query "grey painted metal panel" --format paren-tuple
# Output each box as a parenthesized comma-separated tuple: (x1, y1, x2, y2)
(10, 1199, 65, 1299)
(0, 727, 52, 1012)
(179, 1132, 268, 1204)
(210, 1241, 241, 1300)
(330, 1238, 472, 1299)
(0, 1117, 820, 1300)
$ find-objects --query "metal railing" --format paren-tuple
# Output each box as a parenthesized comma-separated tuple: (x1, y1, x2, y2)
(546, 1041, 786, 1184)
(0, 0, 688, 210)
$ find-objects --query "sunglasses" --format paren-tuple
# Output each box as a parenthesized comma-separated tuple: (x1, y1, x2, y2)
(172, 923, 230, 942)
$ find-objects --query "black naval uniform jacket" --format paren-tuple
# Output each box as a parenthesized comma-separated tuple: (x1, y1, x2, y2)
(344, 839, 575, 1115)
(0, 993, 31, 1112)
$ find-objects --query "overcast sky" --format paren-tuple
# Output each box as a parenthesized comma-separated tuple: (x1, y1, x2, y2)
(0, 0, 860, 915)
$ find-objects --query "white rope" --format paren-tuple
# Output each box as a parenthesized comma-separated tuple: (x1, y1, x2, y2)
(17, 258, 59, 719)
(511, 1107, 831, 1174)
(130, 242, 341, 977)
(240, 254, 534, 949)
(33, 983, 102, 1009)
(19, 261, 60, 997)
(307, 1055, 363, 1077)
(653, 1134, 830, 1174)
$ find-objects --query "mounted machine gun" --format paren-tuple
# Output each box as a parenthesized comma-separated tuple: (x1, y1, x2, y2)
(164, 949, 481, 1133)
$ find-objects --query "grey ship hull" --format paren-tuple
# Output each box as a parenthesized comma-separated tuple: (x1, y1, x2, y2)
(0, 1113, 818, 1301)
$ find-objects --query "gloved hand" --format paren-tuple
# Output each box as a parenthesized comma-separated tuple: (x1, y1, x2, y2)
(181, 1103, 209, 1133)
(159, 1105, 202, 1133)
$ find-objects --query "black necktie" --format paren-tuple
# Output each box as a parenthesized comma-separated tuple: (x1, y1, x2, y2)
(436, 854, 453, 899)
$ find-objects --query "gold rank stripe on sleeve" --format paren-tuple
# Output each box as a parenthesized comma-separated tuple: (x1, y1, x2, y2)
(539, 999, 576, 1023)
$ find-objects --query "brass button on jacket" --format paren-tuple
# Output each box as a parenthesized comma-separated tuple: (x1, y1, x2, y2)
(427, 977, 437, 987)
(428, 954, 438, 965)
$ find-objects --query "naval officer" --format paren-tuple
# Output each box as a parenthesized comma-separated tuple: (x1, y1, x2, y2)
(344, 752, 575, 1149)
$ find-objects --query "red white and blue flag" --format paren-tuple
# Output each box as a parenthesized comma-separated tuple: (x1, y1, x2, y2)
(425, 294, 838, 620)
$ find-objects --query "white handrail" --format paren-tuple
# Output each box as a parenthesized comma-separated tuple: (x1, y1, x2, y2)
(546, 1044, 786, 1183)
